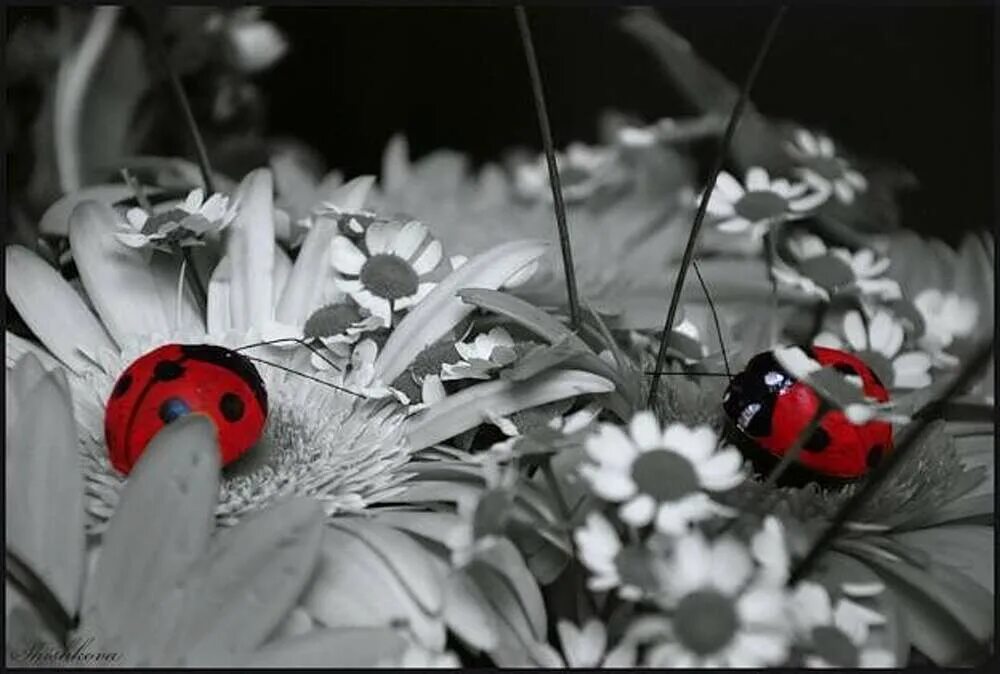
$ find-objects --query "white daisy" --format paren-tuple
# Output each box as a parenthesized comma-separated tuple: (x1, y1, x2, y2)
(302, 301, 385, 371)
(773, 233, 902, 302)
(579, 412, 744, 535)
(704, 167, 830, 241)
(814, 309, 932, 389)
(209, 7, 288, 74)
(789, 581, 895, 668)
(440, 327, 517, 381)
(645, 530, 792, 667)
(5, 169, 414, 530)
(787, 128, 869, 205)
(574, 511, 669, 601)
(331, 218, 443, 326)
(117, 187, 237, 255)
(913, 289, 979, 366)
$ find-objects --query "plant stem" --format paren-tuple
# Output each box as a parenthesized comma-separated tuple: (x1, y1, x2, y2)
(515, 5, 582, 331)
(647, 6, 787, 408)
(541, 458, 598, 614)
(788, 340, 994, 585)
(763, 226, 780, 346)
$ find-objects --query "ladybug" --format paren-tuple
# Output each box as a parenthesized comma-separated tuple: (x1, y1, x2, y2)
(722, 346, 893, 479)
(104, 344, 268, 475)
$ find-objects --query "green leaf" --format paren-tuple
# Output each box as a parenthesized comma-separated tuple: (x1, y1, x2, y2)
(5, 368, 85, 619)
(443, 569, 500, 652)
(890, 526, 993, 595)
(83, 415, 220, 664)
(406, 369, 614, 450)
(375, 239, 549, 383)
(373, 511, 466, 548)
(501, 337, 583, 382)
(474, 539, 548, 642)
(301, 525, 446, 651)
(508, 526, 571, 585)
(231, 627, 410, 667)
(169, 498, 326, 666)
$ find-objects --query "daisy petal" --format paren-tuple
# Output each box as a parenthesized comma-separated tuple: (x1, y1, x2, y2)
(843, 311, 869, 351)
(714, 171, 745, 201)
(365, 221, 395, 254)
(391, 220, 428, 259)
(620, 494, 657, 527)
(629, 411, 662, 451)
(586, 424, 639, 469)
(717, 217, 752, 233)
(412, 240, 443, 275)
(330, 236, 367, 275)
(746, 167, 769, 192)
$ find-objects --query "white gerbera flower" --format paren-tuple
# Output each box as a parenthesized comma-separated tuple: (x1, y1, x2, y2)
(913, 289, 979, 366)
(704, 167, 830, 240)
(645, 530, 792, 667)
(773, 233, 902, 302)
(579, 412, 744, 535)
(331, 219, 443, 326)
(814, 309, 932, 389)
(790, 582, 895, 668)
(787, 128, 869, 205)
(440, 327, 517, 381)
(5, 169, 414, 531)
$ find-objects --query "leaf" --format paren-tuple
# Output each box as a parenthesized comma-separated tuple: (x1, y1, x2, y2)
(169, 498, 326, 666)
(231, 627, 410, 668)
(373, 511, 466, 548)
(329, 518, 445, 616)
(845, 541, 992, 664)
(501, 337, 584, 382)
(375, 239, 550, 383)
(406, 369, 614, 450)
(83, 415, 220, 664)
(443, 569, 500, 652)
(5, 369, 86, 619)
(890, 526, 994, 595)
(465, 562, 546, 667)
(474, 540, 548, 642)
(301, 525, 446, 650)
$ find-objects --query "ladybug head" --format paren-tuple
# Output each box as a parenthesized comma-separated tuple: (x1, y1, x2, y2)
(722, 351, 793, 437)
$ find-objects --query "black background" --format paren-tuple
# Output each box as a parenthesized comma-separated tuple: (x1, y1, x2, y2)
(259, 4, 995, 243)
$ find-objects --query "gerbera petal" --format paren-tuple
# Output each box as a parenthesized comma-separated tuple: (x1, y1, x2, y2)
(226, 168, 276, 332)
(745, 167, 769, 192)
(276, 218, 338, 326)
(330, 236, 367, 275)
(69, 201, 203, 343)
(5, 246, 117, 372)
(843, 311, 869, 351)
(391, 220, 428, 259)
(620, 494, 657, 527)
(629, 411, 662, 451)
(715, 171, 746, 201)
(411, 240, 443, 275)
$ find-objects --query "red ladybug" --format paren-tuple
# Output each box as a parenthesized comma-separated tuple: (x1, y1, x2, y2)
(104, 344, 268, 475)
(722, 346, 893, 479)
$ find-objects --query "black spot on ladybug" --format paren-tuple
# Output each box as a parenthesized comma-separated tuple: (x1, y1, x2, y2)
(158, 397, 192, 424)
(154, 360, 185, 381)
(833, 363, 858, 377)
(180, 344, 267, 412)
(803, 427, 831, 453)
(112, 373, 133, 398)
(867, 444, 884, 468)
(219, 392, 245, 422)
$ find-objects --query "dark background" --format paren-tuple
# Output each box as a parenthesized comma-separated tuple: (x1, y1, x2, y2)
(258, 4, 995, 243)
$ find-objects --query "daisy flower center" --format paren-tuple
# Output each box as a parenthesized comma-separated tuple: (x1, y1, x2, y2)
(674, 590, 740, 656)
(734, 191, 788, 222)
(304, 303, 365, 338)
(811, 625, 860, 667)
(796, 253, 855, 292)
(632, 450, 699, 502)
(360, 253, 419, 300)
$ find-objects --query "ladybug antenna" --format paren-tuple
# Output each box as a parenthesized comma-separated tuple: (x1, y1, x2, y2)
(239, 353, 366, 399)
(693, 258, 733, 381)
(232, 337, 345, 373)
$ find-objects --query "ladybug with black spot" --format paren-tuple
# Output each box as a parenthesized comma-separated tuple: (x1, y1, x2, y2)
(104, 344, 268, 475)
(722, 346, 893, 479)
